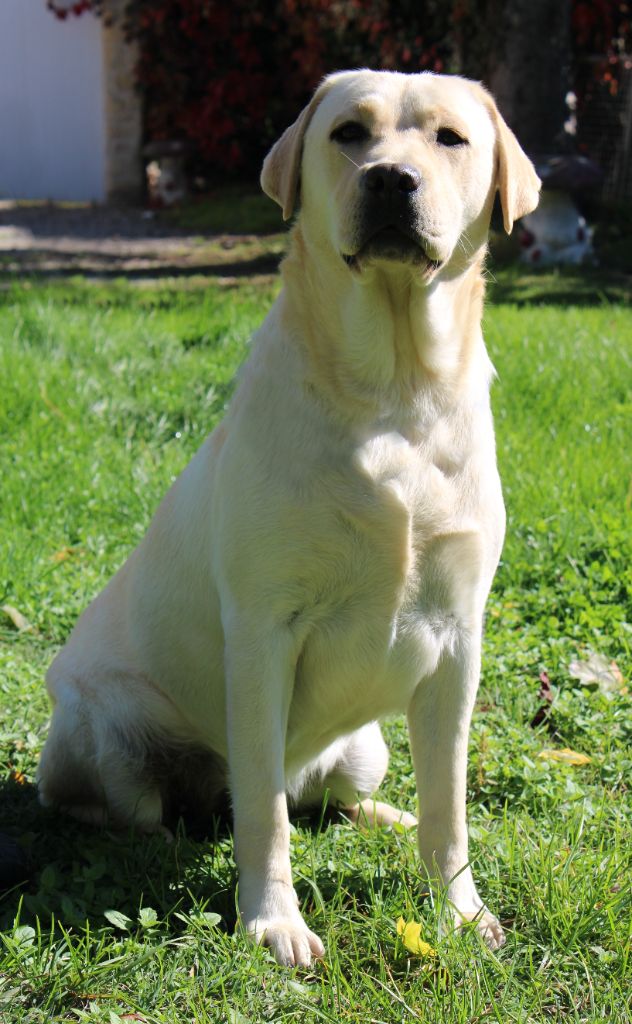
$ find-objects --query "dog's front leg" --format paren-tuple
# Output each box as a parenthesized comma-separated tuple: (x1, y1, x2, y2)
(407, 638, 505, 949)
(225, 621, 324, 967)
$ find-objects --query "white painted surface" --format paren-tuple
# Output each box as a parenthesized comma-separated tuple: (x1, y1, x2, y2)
(0, 1, 106, 201)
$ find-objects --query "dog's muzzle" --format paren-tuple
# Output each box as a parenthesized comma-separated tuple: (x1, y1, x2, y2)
(343, 163, 442, 273)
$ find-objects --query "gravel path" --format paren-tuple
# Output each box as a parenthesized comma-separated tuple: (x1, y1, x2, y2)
(0, 201, 282, 280)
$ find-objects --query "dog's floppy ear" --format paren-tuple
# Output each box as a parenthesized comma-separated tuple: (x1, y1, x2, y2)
(481, 91, 541, 234)
(260, 80, 331, 221)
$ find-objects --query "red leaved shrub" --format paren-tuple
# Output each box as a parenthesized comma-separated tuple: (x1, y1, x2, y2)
(123, 0, 453, 177)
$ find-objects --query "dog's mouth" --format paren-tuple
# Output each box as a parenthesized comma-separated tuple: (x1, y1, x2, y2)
(342, 225, 443, 274)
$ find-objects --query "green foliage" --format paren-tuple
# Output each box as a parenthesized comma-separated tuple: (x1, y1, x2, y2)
(0, 269, 631, 1021)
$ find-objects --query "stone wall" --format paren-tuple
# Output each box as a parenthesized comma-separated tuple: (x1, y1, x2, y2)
(102, 1, 143, 203)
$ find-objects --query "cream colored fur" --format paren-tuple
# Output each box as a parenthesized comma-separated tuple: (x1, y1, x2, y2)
(38, 70, 540, 966)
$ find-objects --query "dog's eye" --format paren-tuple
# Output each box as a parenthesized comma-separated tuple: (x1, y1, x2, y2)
(436, 127, 468, 147)
(330, 121, 370, 144)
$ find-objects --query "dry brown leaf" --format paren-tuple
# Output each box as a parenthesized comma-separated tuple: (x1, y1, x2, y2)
(51, 546, 78, 563)
(569, 651, 626, 697)
(530, 670, 555, 729)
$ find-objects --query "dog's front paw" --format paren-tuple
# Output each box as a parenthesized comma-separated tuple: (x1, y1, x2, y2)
(241, 881, 325, 966)
(254, 916, 325, 967)
(456, 907, 505, 950)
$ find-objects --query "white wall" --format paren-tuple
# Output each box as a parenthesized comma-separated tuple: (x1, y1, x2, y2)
(0, 1, 106, 201)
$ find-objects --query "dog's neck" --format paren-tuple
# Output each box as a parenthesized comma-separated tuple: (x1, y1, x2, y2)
(281, 224, 491, 428)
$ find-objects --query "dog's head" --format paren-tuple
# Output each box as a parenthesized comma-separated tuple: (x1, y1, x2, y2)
(262, 70, 540, 280)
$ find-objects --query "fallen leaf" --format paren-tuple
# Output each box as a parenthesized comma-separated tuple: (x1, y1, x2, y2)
(538, 747, 591, 766)
(569, 651, 626, 697)
(1, 605, 33, 632)
(396, 916, 436, 957)
(51, 546, 78, 563)
(530, 670, 555, 729)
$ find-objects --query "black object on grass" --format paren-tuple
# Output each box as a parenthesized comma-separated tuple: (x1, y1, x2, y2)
(0, 832, 29, 890)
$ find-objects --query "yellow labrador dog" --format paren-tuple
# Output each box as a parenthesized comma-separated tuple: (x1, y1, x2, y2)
(38, 70, 539, 966)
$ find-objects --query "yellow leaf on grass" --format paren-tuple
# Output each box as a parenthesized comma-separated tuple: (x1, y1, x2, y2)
(538, 747, 591, 766)
(1, 604, 33, 632)
(396, 917, 436, 957)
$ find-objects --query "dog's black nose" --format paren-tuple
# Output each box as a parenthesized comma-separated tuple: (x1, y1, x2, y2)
(362, 164, 421, 195)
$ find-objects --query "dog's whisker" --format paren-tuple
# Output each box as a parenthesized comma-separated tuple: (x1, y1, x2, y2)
(341, 151, 362, 170)
(458, 232, 475, 257)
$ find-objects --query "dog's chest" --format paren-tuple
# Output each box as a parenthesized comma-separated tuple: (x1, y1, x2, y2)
(291, 422, 493, 738)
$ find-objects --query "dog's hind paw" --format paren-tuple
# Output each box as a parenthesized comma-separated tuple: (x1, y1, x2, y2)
(347, 798, 417, 829)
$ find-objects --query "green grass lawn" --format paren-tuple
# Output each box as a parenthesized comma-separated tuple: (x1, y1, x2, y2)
(0, 262, 630, 1023)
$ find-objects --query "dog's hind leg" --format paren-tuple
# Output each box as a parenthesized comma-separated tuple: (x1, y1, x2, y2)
(38, 681, 163, 833)
(289, 722, 417, 828)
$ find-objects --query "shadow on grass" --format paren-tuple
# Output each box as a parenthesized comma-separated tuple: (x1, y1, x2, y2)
(0, 250, 282, 283)
(4, 252, 629, 304)
(0, 781, 377, 939)
(486, 263, 631, 307)
(0, 777, 240, 935)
